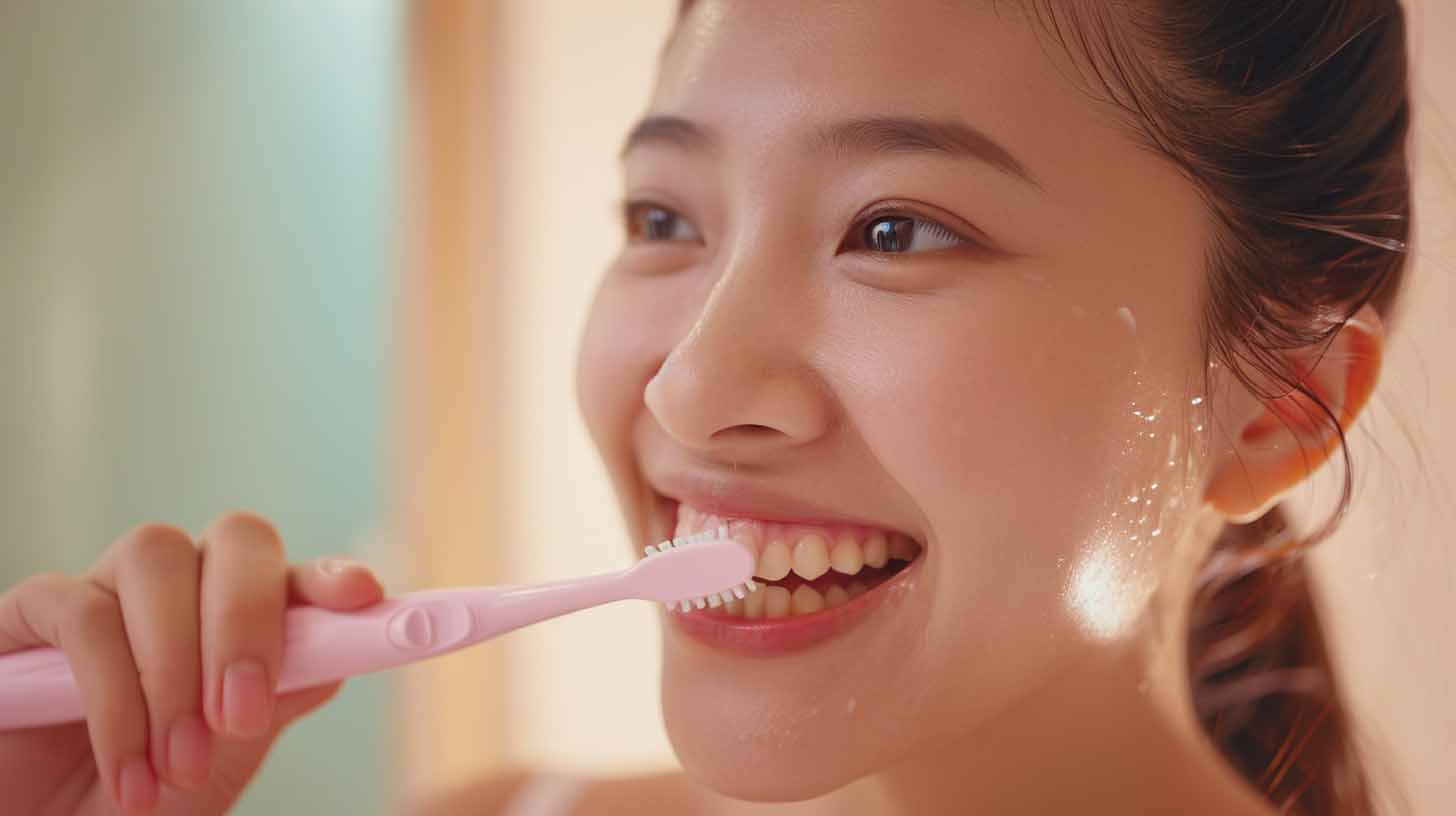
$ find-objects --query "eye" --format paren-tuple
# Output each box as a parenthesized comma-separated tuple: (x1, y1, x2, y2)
(843, 213, 967, 255)
(624, 202, 702, 244)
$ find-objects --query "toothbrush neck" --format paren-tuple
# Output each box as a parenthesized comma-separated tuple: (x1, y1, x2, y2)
(471, 571, 630, 637)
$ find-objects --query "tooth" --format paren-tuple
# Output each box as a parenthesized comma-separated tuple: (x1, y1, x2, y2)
(724, 598, 744, 616)
(824, 585, 849, 608)
(889, 534, 918, 561)
(727, 521, 762, 552)
(743, 587, 766, 618)
(718, 591, 736, 606)
(678, 503, 703, 532)
(830, 534, 864, 575)
(763, 586, 791, 618)
(791, 585, 825, 616)
(707, 593, 722, 608)
(755, 540, 792, 581)
(792, 534, 831, 580)
(847, 581, 867, 598)
(863, 532, 889, 568)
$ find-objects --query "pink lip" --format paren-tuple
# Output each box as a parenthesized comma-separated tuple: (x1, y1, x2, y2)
(667, 556, 921, 656)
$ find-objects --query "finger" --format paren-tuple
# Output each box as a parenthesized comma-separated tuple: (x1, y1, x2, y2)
(92, 524, 212, 792)
(0, 571, 71, 654)
(0, 574, 160, 812)
(199, 682, 343, 803)
(199, 511, 288, 741)
(287, 557, 385, 609)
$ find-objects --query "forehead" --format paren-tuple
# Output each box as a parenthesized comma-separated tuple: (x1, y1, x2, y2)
(655, 0, 1121, 187)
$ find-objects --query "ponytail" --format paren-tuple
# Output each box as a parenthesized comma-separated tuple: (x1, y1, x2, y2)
(1189, 507, 1376, 814)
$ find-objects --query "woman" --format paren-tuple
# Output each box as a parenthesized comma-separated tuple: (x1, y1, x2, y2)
(0, 1, 1415, 814)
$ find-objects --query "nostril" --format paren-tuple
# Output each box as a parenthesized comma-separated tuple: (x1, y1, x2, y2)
(711, 424, 784, 441)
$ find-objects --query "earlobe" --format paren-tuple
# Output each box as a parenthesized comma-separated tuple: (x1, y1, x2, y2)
(1203, 304, 1384, 522)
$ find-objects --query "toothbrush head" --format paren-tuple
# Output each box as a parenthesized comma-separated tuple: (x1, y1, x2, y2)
(635, 527, 759, 610)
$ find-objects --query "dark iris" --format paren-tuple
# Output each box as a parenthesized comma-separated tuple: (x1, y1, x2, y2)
(865, 216, 915, 253)
(641, 207, 677, 240)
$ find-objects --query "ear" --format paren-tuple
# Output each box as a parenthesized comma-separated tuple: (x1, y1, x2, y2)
(1203, 304, 1384, 522)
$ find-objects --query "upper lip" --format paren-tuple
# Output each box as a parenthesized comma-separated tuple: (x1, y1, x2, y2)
(649, 468, 915, 538)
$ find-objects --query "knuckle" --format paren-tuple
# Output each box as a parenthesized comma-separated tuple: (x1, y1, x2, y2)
(66, 587, 122, 642)
(113, 523, 196, 573)
(207, 510, 284, 555)
(216, 593, 283, 629)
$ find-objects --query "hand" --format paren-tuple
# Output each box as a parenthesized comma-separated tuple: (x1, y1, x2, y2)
(0, 512, 384, 815)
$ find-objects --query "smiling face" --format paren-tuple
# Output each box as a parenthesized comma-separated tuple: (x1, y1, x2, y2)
(577, 0, 1220, 802)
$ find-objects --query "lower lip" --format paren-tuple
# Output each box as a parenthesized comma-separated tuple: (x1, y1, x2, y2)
(666, 557, 922, 657)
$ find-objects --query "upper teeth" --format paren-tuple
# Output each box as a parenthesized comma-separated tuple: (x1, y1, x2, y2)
(791, 534, 831, 580)
(673, 505, 919, 582)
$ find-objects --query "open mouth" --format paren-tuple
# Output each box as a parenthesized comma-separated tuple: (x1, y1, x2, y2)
(655, 497, 925, 654)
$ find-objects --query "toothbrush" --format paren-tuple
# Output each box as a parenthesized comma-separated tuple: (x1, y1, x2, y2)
(0, 527, 755, 731)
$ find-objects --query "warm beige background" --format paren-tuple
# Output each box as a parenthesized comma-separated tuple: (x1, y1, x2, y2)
(402, 1, 1455, 812)
(1310, 2, 1456, 811)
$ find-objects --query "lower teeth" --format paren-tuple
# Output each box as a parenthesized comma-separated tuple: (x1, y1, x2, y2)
(697, 560, 905, 618)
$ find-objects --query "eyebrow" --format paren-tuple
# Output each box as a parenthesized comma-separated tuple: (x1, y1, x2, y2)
(622, 114, 1039, 188)
(620, 115, 713, 157)
(814, 116, 1038, 188)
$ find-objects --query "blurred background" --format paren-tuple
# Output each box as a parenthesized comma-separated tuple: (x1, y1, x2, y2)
(0, 1, 1451, 814)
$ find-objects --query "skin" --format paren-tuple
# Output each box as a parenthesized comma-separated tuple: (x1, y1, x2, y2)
(570, 2, 1383, 814)
(0, 514, 384, 815)
(0, 2, 1386, 815)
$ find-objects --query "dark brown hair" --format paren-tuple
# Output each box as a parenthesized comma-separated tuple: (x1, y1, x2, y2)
(675, 1, 1413, 813)
(1016, 2, 1411, 813)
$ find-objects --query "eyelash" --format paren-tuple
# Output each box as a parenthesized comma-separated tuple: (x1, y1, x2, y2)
(621, 199, 983, 257)
(839, 206, 972, 255)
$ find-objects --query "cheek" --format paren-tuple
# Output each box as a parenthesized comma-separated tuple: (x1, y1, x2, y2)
(577, 276, 669, 483)
(577, 268, 708, 506)
(830, 281, 1200, 647)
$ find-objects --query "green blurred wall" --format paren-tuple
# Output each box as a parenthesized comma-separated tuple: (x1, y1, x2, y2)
(0, 2, 401, 813)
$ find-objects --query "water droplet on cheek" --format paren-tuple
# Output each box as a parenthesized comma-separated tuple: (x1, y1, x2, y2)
(1115, 306, 1138, 333)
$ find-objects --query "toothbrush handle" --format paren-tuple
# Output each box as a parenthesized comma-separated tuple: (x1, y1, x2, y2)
(0, 590, 489, 731)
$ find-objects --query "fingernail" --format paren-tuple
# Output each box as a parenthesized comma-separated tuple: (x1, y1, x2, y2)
(318, 557, 360, 576)
(168, 714, 212, 788)
(223, 659, 273, 737)
(118, 755, 159, 811)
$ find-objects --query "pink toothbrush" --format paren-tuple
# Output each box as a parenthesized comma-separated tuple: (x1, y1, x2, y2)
(0, 528, 756, 730)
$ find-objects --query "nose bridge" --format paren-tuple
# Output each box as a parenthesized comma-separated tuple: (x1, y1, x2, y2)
(645, 237, 830, 455)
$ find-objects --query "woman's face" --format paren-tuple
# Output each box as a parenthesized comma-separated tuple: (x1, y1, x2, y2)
(578, 0, 1217, 801)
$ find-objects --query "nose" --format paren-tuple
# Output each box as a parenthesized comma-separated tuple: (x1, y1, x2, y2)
(644, 256, 831, 462)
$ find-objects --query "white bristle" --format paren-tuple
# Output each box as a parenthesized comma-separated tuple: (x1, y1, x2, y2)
(707, 594, 723, 608)
(745, 579, 760, 592)
(732, 586, 747, 600)
(693, 597, 707, 610)
(643, 544, 658, 556)
(718, 591, 735, 605)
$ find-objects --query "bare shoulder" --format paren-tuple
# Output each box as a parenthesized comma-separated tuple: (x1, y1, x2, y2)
(408, 768, 724, 816)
